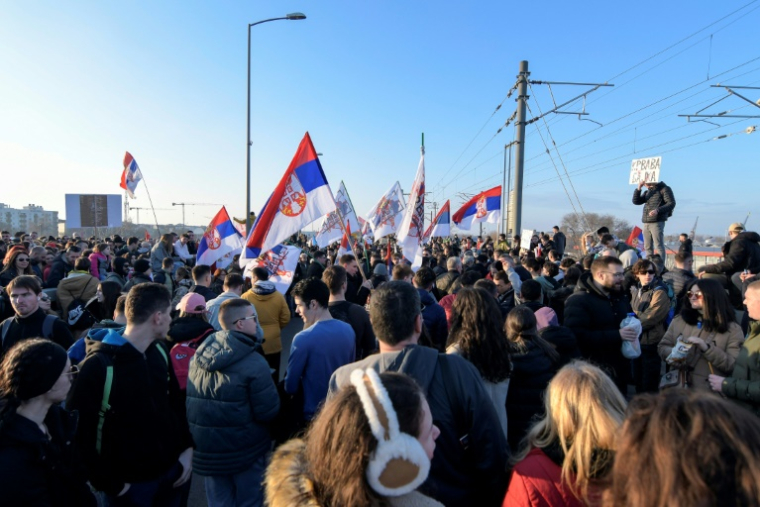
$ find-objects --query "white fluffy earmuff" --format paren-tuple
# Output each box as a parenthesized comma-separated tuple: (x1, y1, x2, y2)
(349, 368, 430, 497)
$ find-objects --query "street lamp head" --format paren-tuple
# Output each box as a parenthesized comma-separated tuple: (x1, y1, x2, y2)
(286, 12, 306, 20)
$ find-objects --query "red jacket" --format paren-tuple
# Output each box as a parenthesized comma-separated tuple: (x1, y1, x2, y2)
(503, 448, 585, 507)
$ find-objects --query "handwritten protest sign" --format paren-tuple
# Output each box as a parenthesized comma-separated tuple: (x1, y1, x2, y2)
(629, 156, 661, 185)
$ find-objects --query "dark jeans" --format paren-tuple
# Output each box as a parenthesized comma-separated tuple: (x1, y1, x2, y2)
(632, 343, 662, 394)
(105, 462, 191, 507)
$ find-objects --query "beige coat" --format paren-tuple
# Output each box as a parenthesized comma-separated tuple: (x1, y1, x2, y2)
(658, 316, 744, 390)
(56, 271, 99, 317)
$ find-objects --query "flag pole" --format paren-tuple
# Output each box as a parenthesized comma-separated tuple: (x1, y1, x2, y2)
(139, 174, 162, 237)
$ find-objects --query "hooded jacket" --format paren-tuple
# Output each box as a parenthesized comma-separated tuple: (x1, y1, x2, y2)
(88, 251, 108, 280)
(264, 439, 444, 507)
(0, 404, 97, 507)
(722, 320, 760, 416)
(186, 330, 280, 476)
(242, 282, 290, 355)
(66, 330, 194, 495)
(630, 278, 671, 346)
(631, 181, 676, 223)
(564, 272, 633, 390)
(166, 316, 214, 345)
(329, 345, 508, 507)
(701, 231, 760, 276)
(122, 272, 152, 293)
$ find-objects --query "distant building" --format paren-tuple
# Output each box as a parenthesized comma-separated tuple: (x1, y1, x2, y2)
(0, 203, 59, 237)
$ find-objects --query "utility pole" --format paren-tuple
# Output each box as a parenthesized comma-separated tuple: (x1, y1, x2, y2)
(508, 60, 529, 239)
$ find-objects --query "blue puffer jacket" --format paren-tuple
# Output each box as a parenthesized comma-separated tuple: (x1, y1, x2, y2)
(186, 330, 280, 476)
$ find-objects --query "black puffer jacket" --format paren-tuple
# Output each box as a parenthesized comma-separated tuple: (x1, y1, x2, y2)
(506, 341, 561, 450)
(167, 316, 214, 345)
(0, 405, 96, 507)
(435, 270, 461, 296)
(564, 272, 632, 390)
(701, 232, 760, 277)
(186, 330, 280, 476)
(632, 181, 676, 223)
(540, 325, 580, 365)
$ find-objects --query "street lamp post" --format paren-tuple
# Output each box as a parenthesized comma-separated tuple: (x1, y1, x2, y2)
(246, 12, 307, 234)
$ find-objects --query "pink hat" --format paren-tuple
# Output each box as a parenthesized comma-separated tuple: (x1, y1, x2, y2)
(176, 292, 207, 314)
(535, 307, 558, 331)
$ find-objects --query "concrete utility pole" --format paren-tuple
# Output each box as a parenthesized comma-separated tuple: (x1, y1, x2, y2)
(508, 60, 529, 238)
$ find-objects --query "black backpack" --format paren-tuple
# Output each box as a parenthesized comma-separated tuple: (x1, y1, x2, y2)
(66, 278, 97, 330)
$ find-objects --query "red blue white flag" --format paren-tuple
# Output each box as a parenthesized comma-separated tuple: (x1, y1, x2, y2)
(423, 200, 450, 241)
(452, 185, 502, 231)
(626, 226, 645, 249)
(120, 152, 143, 199)
(197, 206, 244, 267)
(335, 222, 354, 263)
(243, 244, 301, 295)
(240, 132, 335, 266)
(397, 147, 425, 266)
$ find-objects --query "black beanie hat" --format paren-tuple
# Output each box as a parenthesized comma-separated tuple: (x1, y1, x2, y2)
(10, 340, 69, 401)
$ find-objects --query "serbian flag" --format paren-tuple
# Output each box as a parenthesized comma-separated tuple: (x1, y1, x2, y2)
(243, 245, 301, 295)
(452, 185, 501, 231)
(197, 206, 244, 267)
(121, 152, 143, 199)
(397, 147, 425, 266)
(335, 223, 353, 264)
(626, 226, 644, 247)
(423, 200, 450, 241)
(240, 132, 335, 266)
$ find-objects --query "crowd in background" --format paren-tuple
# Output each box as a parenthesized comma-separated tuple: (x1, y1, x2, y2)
(1, 222, 760, 507)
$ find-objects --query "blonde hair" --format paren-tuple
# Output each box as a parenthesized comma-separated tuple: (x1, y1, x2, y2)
(512, 360, 627, 503)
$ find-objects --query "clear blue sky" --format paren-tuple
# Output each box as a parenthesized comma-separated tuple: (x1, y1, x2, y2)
(1, 1, 758, 237)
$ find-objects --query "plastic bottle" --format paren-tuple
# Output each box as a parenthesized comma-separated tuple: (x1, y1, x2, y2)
(621, 312, 642, 359)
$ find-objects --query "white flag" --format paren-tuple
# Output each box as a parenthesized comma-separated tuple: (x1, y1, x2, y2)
(314, 181, 360, 248)
(365, 182, 406, 240)
(243, 244, 301, 295)
(397, 148, 425, 266)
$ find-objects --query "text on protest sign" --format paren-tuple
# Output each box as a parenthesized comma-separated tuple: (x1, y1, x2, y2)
(629, 156, 661, 185)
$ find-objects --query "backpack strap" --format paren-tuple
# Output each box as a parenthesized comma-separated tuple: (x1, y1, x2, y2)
(42, 314, 57, 340)
(95, 354, 114, 456)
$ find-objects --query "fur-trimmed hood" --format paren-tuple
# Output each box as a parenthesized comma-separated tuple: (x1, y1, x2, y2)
(265, 439, 320, 507)
(264, 439, 444, 507)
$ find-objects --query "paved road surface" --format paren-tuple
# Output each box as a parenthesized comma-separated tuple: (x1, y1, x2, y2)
(188, 315, 303, 507)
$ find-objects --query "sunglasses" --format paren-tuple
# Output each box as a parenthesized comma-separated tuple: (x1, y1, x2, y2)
(234, 315, 258, 324)
(687, 291, 703, 300)
(639, 270, 656, 275)
(17, 258, 30, 262)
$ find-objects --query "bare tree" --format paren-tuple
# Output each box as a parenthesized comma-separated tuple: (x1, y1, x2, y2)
(561, 212, 632, 255)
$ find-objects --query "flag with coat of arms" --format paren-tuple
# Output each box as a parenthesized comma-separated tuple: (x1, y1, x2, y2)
(243, 244, 301, 294)
(452, 185, 502, 231)
(197, 206, 244, 267)
(240, 132, 335, 266)
(397, 146, 425, 267)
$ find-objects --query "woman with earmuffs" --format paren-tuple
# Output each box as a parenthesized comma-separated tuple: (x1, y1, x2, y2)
(265, 369, 443, 507)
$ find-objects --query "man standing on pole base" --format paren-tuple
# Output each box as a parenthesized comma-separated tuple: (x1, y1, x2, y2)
(632, 180, 676, 258)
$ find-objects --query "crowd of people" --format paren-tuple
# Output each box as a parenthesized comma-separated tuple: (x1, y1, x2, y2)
(1, 220, 760, 507)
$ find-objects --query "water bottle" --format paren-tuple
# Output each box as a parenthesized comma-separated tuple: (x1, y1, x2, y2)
(621, 312, 642, 359)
